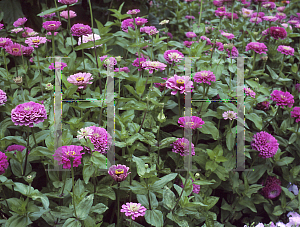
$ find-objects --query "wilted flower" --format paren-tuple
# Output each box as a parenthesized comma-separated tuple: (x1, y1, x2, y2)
(277, 45, 294, 56)
(43, 21, 61, 31)
(71, 23, 92, 36)
(178, 116, 205, 129)
(171, 138, 195, 156)
(251, 131, 279, 159)
(67, 72, 93, 89)
(256, 101, 270, 111)
(120, 202, 147, 220)
(60, 10, 77, 19)
(166, 75, 194, 95)
(270, 90, 294, 108)
(0, 152, 9, 175)
(53, 145, 83, 169)
(13, 17, 27, 27)
(222, 111, 238, 120)
(13, 76, 23, 84)
(108, 164, 130, 182)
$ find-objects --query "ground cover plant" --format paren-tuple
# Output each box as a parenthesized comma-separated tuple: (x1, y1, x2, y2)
(1, 0, 300, 226)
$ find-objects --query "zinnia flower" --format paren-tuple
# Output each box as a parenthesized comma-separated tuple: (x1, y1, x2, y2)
(178, 116, 205, 129)
(140, 26, 159, 35)
(242, 8, 253, 17)
(67, 72, 93, 89)
(261, 176, 282, 199)
(277, 45, 294, 56)
(71, 23, 92, 36)
(244, 87, 256, 98)
(77, 127, 94, 140)
(49, 62, 68, 70)
(291, 107, 300, 122)
(0, 152, 9, 175)
(84, 125, 112, 154)
(25, 36, 47, 48)
(183, 41, 195, 48)
(163, 50, 184, 64)
(166, 75, 194, 95)
(22, 27, 39, 37)
(245, 42, 268, 54)
(40, 13, 56, 19)
(121, 19, 135, 32)
(120, 202, 147, 220)
(194, 70, 216, 85)
(60, 10, 77, 19)
(261, 2, 276, 9)
(43, 21, 61, 31)
(132, 57, 148, 71)
(0, 23, 3, 29)
(127, 9, 140, 15)
(5, 43, 23, 56)
(108, 164, 130, 182)
(154, 77, 168, 92)
(0, 38, 13, 48)
(222, 111, 238, 120)
(251, 131, 279, 158)
(270, 90, 294, 108)
(142, 61, 167, 74)
(171, 138, 195, 156)
(78, 34, 102, 48)
(186, 32, 197, 38)
(265, 27, 287, 40)
(11, 101, 47, 127)
(114, 67, 130, 73)
(200, 36, 212, 45)
(6, 145, 29, 154)
(276, 12, 287, 21)
(226, 46, 239, 58)
(13, 17, 27, 27)
(22, 46, 34, 56)
(262, 16, 278, 22)
(180, 179, 201, 195)
(58, 0, 78, 4)
(11, 28, 24, 33)
(277, 6, 285, 12)
(0, 89, 7, 106)
(221, 31, 235, 39)
(250, 17, 262, 24)
(225, 12, 238, 19)
(53, 145, 83, 169)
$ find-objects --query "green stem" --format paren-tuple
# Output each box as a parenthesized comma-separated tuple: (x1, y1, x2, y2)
(151, 37, 154, 61)
(52, 32, 55, 59)
(147, 178, 152, 210)
(262, 107, 279, 130)
(248, 51, 257, 77)
(178, 93, 181, 116)
(170, 171, 189, 213)
(198, 0, 203, 27)
(1, 48, 8, 75)
(138, 97, 149, 134)
(36, 49, 44, 96)
(280, 55, 285, 72)
(117, 182, 120, 227)
(67, 5, 74, 51)
(71, 159, 77, 218)
(60, 171, 68, 196)
(157, 120, 162, 169)
(229, 51, 232, 89)
(231, 0, 235, 34)
(31, 128, 37, 148)
(82, 49, 85, 70)
(22, 127, 30, 176)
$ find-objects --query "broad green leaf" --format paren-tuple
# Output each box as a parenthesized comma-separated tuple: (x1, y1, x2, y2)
(62, 218, 82, 227)
(150, 173, 178, 191)
(276, 157, 294, 166)
(83, 165, 95, 184)
(245, 113, 262, 130)
(145, 210, 163, 227)
(132, 155, 146, 177)
(37, 5, 68, 16)
(76, 195, 94, 220)
(162, 187, 176, 209)
(90, 203, 108, 214)
(199, 121, 219, 140)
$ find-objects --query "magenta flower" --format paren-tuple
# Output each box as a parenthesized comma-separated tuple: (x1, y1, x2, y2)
(127, 9, 140, 15)
(266, 27, 287, 40)
(0, 89, 7, 106)
(277, 45, 294, 56)
(250, 17, 262, 24)
(256, 101, 270, 111)
(47, 32, 58, 36)
(180, 179, 200, 195)
(276, 12, 287, 21)
(262, 2, 276, 9)
(43, 21, 61, 31)
(241, 8, 253, 17)
(120, 202, 147, 220)
(213, 0, 224, 7)
(277, 6, 285, 12)
(60, 10, 77, 19)
(262, 16, 278, 22)
(121, 19, 135, 32)
(222, 111, 238, 120)
(40, 13, 56, 19)
(6, 145, 30, 154)
(0, 152, 9, 175)
(186, 32, 197, 38)
(194, 70, 216, 85)
(221, 31, 235, 39)
(84, 126, 112, 154)
(53, 145, 83, 169)
(244, 87, 256, 98)
(183, 41, 195, 48)
(288, 20, 300, 26)
(226, 46, 239, 58)
(171, 138, 195, 157)
(141, 61, 167, 74)
(251, 131, 279, 159)
(215, 9, 227, 17)
(166, 75, 194, 95)
(108, 164, 131, 182)
(67, 72, 93, 89)
(49, 62, 68, 70)
(11, 28, 24, 34)
(261, 176, 282, 199)
(154, 77, 168, 92)
(135, 17, 148, 26)
(58, 0, 78, 4)
(25, 36, 47, 48)
(163, 50, 184, 64)
(200, 36, 213, 46)
(214, 41, 224, 51)
(0, 23, 3, 30)
(22, 46, 34, 56)
(11, 101, 47, 127)
(251, 12, 265, 18)
(245, 42, 268, 54)
(178, 116, 205, 129)
(185, 15, 195, 20)
(270, 90, 294, 108)
(225, 12, 238, 20)
(163, 32, 173, 39)
(132, 57, 148, 71)
(0, 38, 13, 48)
(71, 23, 92, 36)
(5, 43, 23, 56)
(13, 17, 27, 27)
(114, 67, 130, 73)
(291, 107, 300, 123)
(140, 26, 159, 35)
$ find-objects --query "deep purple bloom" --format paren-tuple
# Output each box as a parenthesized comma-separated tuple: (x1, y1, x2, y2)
(270, 90, 294, 108)
(108, 164, 131, 182)
(0, 152, 9, 175)
(245, 42, 268, 54)
(71, 23, 92, 36)
(0, 89, 7, 106)
(261, 176, 282, 199)
(291, 107, 300, 123)
(178, 116, 205, 129)
(6, 145, 28, 154)
(265, 27, 287, 40)
(251, 131, 279, 159)
(53, 145, 83, 169)
(171, 138, 195, 156)
(226, 46, 239, 58)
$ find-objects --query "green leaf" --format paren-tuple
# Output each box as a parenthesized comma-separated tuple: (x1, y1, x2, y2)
(136, 76, 145, 96)
(289, 133, 297, 144)
(246, 164, 268, 184)
(273, 205, 284, 216)
(132, 155, 146, 177)
(238, 197, 257, 213)
(37, 5, 68, 16)
(5, 214, 32, 227)
(199, 121, 219, 140)
(266, 65, 279, 80)
(292, 63, 298, 73)
(76, 195, 94, 220)
(83, 216, 96, 227)
(62, 218, 82, 227)
(245, 113, 262, 130)
(158, 137, 178, 149)
(162, 187, 176, 209)
(1, 136, 26, 146)
(193, 179, 216, 185)
(137, 194, 150, 209)
(90, 203, 108, 214)
(150, 173, 177, 191)
(96, 185, 116, 200)
(145, 210, 164, 227)
(276, 157, 294, 166)
(204, 196, 219, 210)
(91, 152, 107, 169)
(83, 165, 95, 184)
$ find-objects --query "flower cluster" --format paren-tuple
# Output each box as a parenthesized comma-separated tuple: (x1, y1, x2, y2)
(140, 26, 159, 35)
(0, 152, 9, 175)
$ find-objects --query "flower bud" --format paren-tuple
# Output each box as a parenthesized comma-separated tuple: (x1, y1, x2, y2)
(253, 32, 258, 36)
(145, 164, 149, 169)
(255, 78, 259, 81)
(157, 109, 166, 123)
(45, 83, 53, 90)
(224, 43, 234, 50)
(13, 76, 23, 85)
(195, 173, 200, 178)
(159, 20, 169, 25)
(116, 56, 122, 62)
(245, 69, 249, 74)
(261, 56, 268, 61)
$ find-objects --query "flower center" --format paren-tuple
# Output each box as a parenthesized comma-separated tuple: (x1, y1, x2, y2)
(66, 151, 76, 156)
(49, 24, 56, 27)
(129, 204, 139, 212)
(176, 79, 185, 85)
(181, 142, 186, 146)
(201, 72, 209, 77)
(32, 39, 40, 43)
(76, 77, 84, 81)
(186, 122, 194, 126)
(245, 11, 250, 15)
(24, 107, 32, 111)
(93, 133, 99, 137)
(283, 46, 291, 50)
(115, 169, 124, 175)
(12, 48, 19, 52)
(0, 40, 6, 43)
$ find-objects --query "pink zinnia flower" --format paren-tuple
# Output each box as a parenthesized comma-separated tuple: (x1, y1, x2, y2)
(108, 164, 131, 182)
(127, 9, 140, 15)
(67, 72, 93, 89)
(166, 75, 194, 95)
(225, 12, 238, 19)
(11, 101, 47, 127)
(268, 27, 287, 40)
(25, 36, 47, 48)
(163, 50, 184, 64)
(141, 61, 167, 74)
(60, 10, 77, 19)
(183, 41, 195, 48)
(215, 41, 224, 51)
(270, 90, 294, 108)
(154, 77, 168, 92)
(0, 152, 9, 175)
(84, 126, 112, 154)
(171, 138, 195, 156)
(114, 67, 130, 73)
(194, 70, 216, 85)
(22, 27, 39, 38)
(178, 116, 205, 129)
(6, 145, 30, 154)
(22, 45, 34, 56)
(121, 19, 135, 32)
(215, 9, 227, 17)
(221, 31, 235, 39)
(5, 43, 23, 56)
(251, 131, 279, 159)
(140, 26, 159, 35)
(135, 17, 148, 26)
(276, 12, 287, 21)
(277, 6, 285, 12)
(291, 107, 300, 123)
(132, 57, 148, 71)
(49, 62, 68, 70)
(71, 23, 92, 36)
(40, 12, 56, 19)
(0, 38, 13, 48)
(200, 36, 212, 46)
(262, 16, 278, 22)
(0, 89, 7, 106)
(78, 34, 102, 49)
(58, 0, 78, 4)
(251, 12, 265, 18)
(288, 20, 300, 26)
(43, 21, 61, 31)
(250, 17, 262, 24)
(242, 8, 253, 17)
(245, 42, 268, 54)
(226, 46, 239, 58)
(213, 0, 224, 7)
(261, 2, 276, 9)
(13, 17, 27, 27)
(282, 23, 292, 30)
(244, 87, 256, 98)
(120, 202, 147, 220)
(222, 111, 238, 120)
(186, 32, 197, 38)
(277, 45, 294, 56)
(53, 145, 83, 169)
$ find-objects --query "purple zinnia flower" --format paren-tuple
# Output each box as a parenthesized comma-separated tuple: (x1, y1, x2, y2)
(49, 62, 68, 70)
(185, 15, 195, 20)
(142, 61, 167, 74)
(214, 41, 224, 51)
(13, 17, 27, 27)
(256, 101, 270, 111)
(108, 164, 131, 182)
(140, 26, 159, 35)
(5, 43, 23, 56)
(242, 8, 253, 18)
(251, 12, 265, 18)
(200, 36, 213, 46)
(127, 9, 140, 15)
(114, 67, 130, 73)
(25, 36, 47, 48)
(11, 101, 47, 127)
(251, 131, 279, 159)
(245, 42, 268, 54)
(291, 107, 300, 123)
(222, 111, 238, 120)
(71, 23, 92, 36)
(154, 77, 168, 92)
(0, 152, 9, 175)
(276, 12, 287, 21)
(261, 176, 282, 199)
(53, 145, 83, 169)
(0, 38, 13, 48)
(277, 6, 285, 12)
(60, 10, 77, 19)
(178, 116, 205, 129)
(194, 70, 216, 85)
(58, 0, 78, 4)
(67, 72, 93, 89)
(84, 125, 112, 154)
(135, 17, 148, 26)
(261, 2, 276, 9)
(120, 202, 147, 220)
(132, 57, 148, 71)
(262, 16, 278, 22)
(226, 46, 239, 58)
(180, 179, 201, 195)
(244, 87, 256, 98)
(166, 75, 194, 95)
(266, 27, 287, 40)
(6, 145, 30, 154)
(121, 19, 135, 32)
(270, 90, 294, 108)
(163, 50, 184, 64)
(43, 21, 61, 31)
(221, 31, 235, 39)
(250, 17, 262, 24)
(225, 12, 238, 19)
(171, 138, 195, 156)
(183, 41, 195, 48)
(0, 89, 7, 106)
(277, 45, 294, 56)
(186, 32, 197, 38)
(22, 46, 34, 56)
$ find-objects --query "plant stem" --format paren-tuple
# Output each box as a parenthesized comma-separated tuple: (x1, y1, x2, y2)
(178, 93, 181, 116)
(71, 159, 77, 218)
(170, 171, 189, 213)
(82, 49, 85, 70)
(67, 5, 74, 51)
(31, 128, 37, 148)
(198, 0, 203, 27)
(262, 107, 279, 130)
(0, 185, 9, 209)
(117, 182, 120, 227)
(147, 178, 152, 210)
(248, 51, 257, 77)
(157, 120, 162, 169)
(1, 48, 8, 75)
(60, 171, 68, 196)
(52, 32, 55, 60)
(138, 97, 149, 133)
(36, 49, 44, 96)
(22, 127, 30, 176)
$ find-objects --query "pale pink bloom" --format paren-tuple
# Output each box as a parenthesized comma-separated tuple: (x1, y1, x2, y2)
(60, 10, 77, 19)
(67, 72, 93, 89)
(25, 36, 47, 48)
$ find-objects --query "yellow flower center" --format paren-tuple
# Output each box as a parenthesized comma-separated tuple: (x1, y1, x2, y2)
(80, 27, 84, 29)
(176, 79, 185, 85)
(0, 40, 5, 43)
(283, 46, 291, 50)
(12, 48, 19, 52)
(129, 204, 139, 212)
(201, 72, 209, 77)
(76, 77, 84, 81)
(24, 107, 32, 111)
(67, 151, 76, 156)
(32, 39, 40, 43)
(115, 169, 124, 175)
(181, 142, 186, 146)
(245, 11, 250, 15)
(49, 24, 56, 26)
(186, 122, 194, 126)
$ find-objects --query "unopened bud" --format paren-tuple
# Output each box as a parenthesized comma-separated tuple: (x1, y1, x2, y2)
(116, 56, 122, 62)
(245, 69, 249, 74)
(261, 56, 268, 61)
(253, 32, 258, 36)
(45, 83, 53, 90)
(195, 173, 200, 178)
(104, 59, 110, 65)
(26, 175, 33, 183)
(255, 78, 259, 81)
(13, 76, 23, 84)
(224, 43, 234, 50)
(145, 164, 149, 169)
(157, 109, 166, 123)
